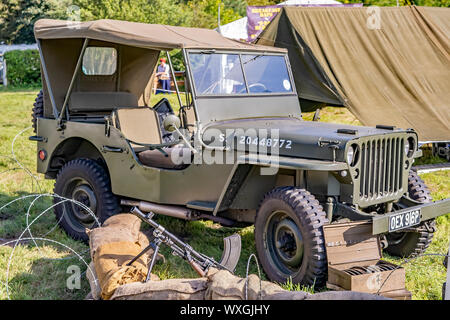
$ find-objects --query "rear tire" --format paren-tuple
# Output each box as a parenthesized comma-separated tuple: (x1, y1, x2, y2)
(385, 171, 435, 257)
(254, 187, 328, 288)
(53, 158, 121, 242)
(32, 90, 43, 133)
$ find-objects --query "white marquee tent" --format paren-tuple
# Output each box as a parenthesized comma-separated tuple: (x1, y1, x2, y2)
(218, 0, 344, 40)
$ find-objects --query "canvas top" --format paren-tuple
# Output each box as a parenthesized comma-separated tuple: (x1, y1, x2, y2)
(34, 19, 286, 53)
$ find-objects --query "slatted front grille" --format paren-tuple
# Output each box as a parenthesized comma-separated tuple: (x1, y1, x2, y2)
(359, 137, 404, 201)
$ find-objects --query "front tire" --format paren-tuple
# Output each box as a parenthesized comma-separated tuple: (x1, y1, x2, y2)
(385, 171, 435, 257)
(254, 187, 328, 288)
(53, 158, 121, 242)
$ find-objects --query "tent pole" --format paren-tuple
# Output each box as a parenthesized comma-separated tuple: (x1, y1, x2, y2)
(217, 2, 222, 35)
(36, 39, 59, 119)
(3, 57, 7, 87)
(166, 50, 183, 110)
(57, 38, 89, 130)
(445, 245, 450, 300)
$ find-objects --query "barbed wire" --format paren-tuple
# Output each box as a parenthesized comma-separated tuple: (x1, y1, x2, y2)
(0, 110, 448, 300)
(376, 252, 449, 296)
(245, 253, 263, 300)
(1, 193, 102, 299)
(0, 125, 100, 300)
(0, 237, 97, 299)
(10, 126, 42, 193)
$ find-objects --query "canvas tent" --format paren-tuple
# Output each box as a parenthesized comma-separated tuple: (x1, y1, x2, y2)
(256, 6, 450, 142)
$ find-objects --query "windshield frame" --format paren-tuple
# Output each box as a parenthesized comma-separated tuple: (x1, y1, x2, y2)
(185, 49, 297, 98)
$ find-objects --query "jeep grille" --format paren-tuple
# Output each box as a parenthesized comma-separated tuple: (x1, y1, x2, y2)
(357, 136, 405, 206)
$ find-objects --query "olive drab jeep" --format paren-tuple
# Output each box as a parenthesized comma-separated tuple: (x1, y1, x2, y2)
(31, 19, 450, 287)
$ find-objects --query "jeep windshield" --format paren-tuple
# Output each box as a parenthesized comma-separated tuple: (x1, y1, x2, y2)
(187, 52, 293, 96)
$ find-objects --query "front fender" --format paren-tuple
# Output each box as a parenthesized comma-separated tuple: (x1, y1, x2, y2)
(213, 154, 348, 215)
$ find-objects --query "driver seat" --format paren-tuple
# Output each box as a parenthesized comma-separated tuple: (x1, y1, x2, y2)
(112, 107, 161, 152)
(112, 107, 191, 169)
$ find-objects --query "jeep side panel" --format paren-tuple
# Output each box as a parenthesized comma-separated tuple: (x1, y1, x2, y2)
(36, 118, 234, 205)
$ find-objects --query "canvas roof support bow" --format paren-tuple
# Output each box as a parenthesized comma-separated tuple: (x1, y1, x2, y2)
(37, 39, 59, 119)
(182, 48, 200, 121)
(57, 38, 89, 130)
(166, 51, 183, 110)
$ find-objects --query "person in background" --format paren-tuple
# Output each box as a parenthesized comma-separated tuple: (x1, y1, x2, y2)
(156, 57, 170, 94)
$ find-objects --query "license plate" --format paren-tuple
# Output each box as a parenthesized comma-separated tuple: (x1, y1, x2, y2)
(388, 209, 421, 232)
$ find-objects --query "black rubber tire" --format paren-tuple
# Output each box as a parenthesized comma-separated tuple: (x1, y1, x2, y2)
(385, 171, 435, 257)
(53, 158, 121, 242)
(431, 143, 438, 158)
(255, 187, 328, 288)
(32, 90, 44, 133)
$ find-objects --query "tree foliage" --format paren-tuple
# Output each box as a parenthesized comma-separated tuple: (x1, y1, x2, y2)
(73, 0, 191, 26)
(186, 0, 242, 28)
(4, 49, 41, 87)
(247, 0, 284, 6)
(1, 0, 448, 44)
(72, 0, 243, 29)
(343, 0, 450, 6)
(0, 0, 69, 44)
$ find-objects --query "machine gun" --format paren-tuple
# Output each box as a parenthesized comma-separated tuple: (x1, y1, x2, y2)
(127, 206, 241, 281)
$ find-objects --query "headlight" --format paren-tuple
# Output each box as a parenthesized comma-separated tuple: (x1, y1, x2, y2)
(347, 144, 359, 166)
(405, 137, 415, 158)
(347, 147, 354, 164)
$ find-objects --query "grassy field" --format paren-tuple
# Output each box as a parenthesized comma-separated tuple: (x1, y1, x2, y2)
(0, 88, 448, 300)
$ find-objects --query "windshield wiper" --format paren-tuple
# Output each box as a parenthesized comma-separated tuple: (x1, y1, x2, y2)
(243, 54, 263, 65)
(199, 49, 216, 54)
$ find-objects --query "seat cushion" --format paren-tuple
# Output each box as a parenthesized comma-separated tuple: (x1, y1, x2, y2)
(113, 107, 161, 147)
(70, 92, 138, 112)
(138, 147, 192, 169)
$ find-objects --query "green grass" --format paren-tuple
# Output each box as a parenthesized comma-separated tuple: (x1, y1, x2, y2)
(302, 106, 363, 126)
(278, 276, 316, 294)
(0, 85, 41, 92)
(0, 89, 448, 300)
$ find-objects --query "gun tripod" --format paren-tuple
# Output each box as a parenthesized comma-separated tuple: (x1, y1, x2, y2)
(127, 232, 161, 282)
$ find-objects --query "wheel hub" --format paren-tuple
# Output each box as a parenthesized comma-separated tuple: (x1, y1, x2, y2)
(71, 184, 97, 223)
(274, 219, 304, 267)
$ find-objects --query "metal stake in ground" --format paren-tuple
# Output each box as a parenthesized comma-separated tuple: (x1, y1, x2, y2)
(445, 245, 449, 300)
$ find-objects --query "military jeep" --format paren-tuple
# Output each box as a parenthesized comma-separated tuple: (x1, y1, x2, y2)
(31, 19, 449, 287)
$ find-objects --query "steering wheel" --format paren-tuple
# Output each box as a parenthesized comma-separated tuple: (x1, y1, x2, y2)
(238, 82, 268, 93)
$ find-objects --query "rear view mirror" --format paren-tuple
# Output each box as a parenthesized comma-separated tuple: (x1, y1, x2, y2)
(163, 114, 181, 132)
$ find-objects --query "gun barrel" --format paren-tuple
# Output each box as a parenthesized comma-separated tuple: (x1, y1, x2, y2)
(130, 206, 226, 274)
(131, 207, 204, 258)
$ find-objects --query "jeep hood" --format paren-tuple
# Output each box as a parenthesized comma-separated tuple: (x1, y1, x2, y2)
(207, 117, 409, 162)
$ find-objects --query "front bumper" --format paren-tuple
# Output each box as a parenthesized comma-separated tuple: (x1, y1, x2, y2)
(372, 198, 450, 235)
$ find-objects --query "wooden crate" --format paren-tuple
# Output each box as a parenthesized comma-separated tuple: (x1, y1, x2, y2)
(323, 221, 411, 299)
